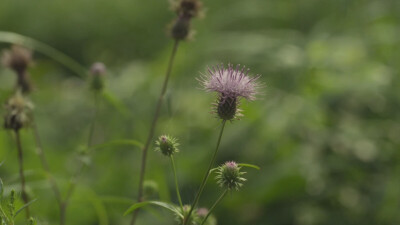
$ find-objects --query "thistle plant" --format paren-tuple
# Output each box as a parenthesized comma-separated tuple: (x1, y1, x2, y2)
(182, 64, 261, 224)
(131, 1, 203, 224)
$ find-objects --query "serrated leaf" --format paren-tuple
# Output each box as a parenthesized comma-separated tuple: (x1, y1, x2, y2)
(14, 199, 37, 218)
(124, 201, 182, 218)
(238, 163, 261, 170)
(91, 139, 144, 151)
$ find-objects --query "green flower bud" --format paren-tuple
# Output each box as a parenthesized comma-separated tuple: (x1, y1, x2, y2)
(216, 161, 246, 191)
(155, 135, 179, 156)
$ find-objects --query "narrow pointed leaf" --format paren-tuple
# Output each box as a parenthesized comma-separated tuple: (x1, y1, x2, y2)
(14, 199, 37, 218)
(238, 163, 260, 170)
(124, 201, 182, 218)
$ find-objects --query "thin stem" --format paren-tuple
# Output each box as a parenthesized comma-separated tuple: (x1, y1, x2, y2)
(200, 189, 228, 225)
(32, 119, 64, 224)
(60, 92, 99, 225)
(15, 130, 30, 219)
(183, 120, 227, 225)
(32, 120, 63, 205)
(170, 156, 183, 211)
(130, 40, 180, 225)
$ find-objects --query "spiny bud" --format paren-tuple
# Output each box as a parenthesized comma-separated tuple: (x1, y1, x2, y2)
(178, 205, 200, 225)
(216, 161, 246, 191)
(3, 91, 34, 131)
(1, 45, 33, 93)
(89, 62, 106, 92)
(155, 135, 179, 156)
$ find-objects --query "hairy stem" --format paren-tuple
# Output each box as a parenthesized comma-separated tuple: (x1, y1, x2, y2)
(130, 40, 180, 225)
(171, 155, 184, 211)
(183, 120, 226, 225)
(200, 189, 228, 225)
(60, 92, 99, 225)
(15, 130, 30, 219)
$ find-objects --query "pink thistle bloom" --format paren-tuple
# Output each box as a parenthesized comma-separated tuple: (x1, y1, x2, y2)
(199, 63, 261, 101)
(199, 63, 262, 120)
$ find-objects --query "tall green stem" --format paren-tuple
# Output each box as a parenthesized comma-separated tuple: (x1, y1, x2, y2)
(171, 156, 183, 211)
(130, 40, 180, 225)
(183, 120, 227, 225)
(15, 130, 30, 219)
(200, 189, 228, 225)
(60, 92, 99, 225)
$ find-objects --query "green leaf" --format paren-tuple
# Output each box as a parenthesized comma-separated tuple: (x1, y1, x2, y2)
(0, 31, 87, 78)
(124, 201, 182, 218)
(238, 163, 261, 170)
(91, 139, 144, 151)
(14, 199, 37, 218)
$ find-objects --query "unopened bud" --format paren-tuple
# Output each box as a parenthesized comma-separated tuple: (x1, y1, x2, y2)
(216, 161, 246, 191)
(89, 62, 106, 92)
(155, 135, 179, 156)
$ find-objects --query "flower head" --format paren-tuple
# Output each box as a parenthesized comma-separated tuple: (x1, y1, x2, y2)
(3, 91, 34, 131)
(177, 205, 200, 225)
(216, 161, 246, 191)
(199, 63, 261, 120)
(155, 135, 179, 156)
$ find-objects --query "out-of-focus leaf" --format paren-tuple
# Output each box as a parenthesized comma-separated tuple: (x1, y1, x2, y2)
(0, 31, 87, 78)
(101, 91, 130, 116)
(14, 199, 37, 218)
(124, 201, 182, 218)
(83, 187, 109, 225)
(0, 177, 3, 200)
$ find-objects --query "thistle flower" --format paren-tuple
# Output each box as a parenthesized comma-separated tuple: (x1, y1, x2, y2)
(3, 91, 34, 131)
(1, 45, 33, 93)
(155, 135, 179, 156)
(216, 161, 246, 191)
(89, 62, 106, 92)
(199, 63, 261, 120)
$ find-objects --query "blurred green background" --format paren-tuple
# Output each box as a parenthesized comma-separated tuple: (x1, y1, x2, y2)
(1, 0, 400, 224)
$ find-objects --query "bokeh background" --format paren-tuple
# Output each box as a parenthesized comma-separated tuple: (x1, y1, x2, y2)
(1, 0, 400, 224)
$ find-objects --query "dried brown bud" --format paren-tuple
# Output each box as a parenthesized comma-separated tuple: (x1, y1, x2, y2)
(170, 15, 191, 40)
(3, 91, 34, 131)
(172, 0, 203, 18)
(1, 45, 33, 93)
(1, 45, 32, 73)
